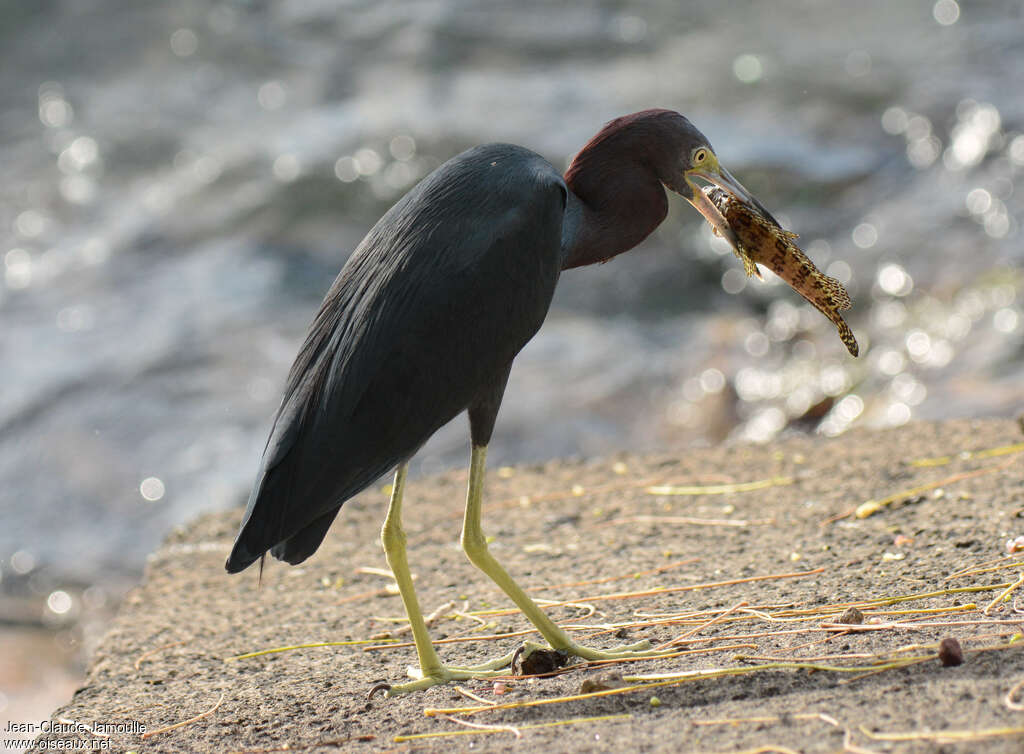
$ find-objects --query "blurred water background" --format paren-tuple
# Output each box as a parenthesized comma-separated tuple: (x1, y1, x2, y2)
(2, 0, 1023, 734)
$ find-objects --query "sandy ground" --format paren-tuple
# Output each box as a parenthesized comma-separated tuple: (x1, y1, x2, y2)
(32, 418, 1024, 753)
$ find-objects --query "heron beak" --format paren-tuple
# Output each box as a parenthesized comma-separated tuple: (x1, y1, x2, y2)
(683, 164, 780, 246)
(684, 174, 737, 246)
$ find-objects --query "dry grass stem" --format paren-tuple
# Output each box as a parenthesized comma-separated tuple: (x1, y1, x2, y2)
(984, 572, 1024, 615)
(531, 558, 698, 592)
(1004, 677, 1024, 710)
(657, 600, 749, 649)
(225, 637, 396, 662)
(395, 713, 632, 742)
(134, 640, 188, 670)
(859, 724, 1024, 744)
(141, 692, 225, 739)
(646, 476, 793, 496)
(830, 452, 1022, 522)
(944, 554, 1024, 582)
(598, 515, 774, 527)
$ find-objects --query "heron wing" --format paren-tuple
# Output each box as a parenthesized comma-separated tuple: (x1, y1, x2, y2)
(226, 145, 566, 571)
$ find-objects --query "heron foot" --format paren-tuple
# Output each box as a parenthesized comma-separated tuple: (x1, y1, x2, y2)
(370, 662, 509, 697)
(368, 640, 665, 698)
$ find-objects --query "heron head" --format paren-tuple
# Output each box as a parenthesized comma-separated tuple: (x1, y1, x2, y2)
(661, 125, 780, 248)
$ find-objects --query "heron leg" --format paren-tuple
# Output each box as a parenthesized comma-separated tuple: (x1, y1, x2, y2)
(461, 445, 663, 664)
(378, 464, 507, 696)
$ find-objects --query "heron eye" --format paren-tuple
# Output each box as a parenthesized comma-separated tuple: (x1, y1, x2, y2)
(693, 148, 708, 165)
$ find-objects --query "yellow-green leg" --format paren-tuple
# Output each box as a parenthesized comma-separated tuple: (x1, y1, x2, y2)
(377, 465, 509, 696)
(461, 445, 660, 663)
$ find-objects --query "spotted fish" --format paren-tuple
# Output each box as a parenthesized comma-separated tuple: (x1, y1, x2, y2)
(703, 186, 859, 357)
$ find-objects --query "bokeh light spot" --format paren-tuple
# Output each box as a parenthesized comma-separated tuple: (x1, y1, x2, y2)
(699, 368, 725, 394)
(38, 82, 73, 128)
(721, 267, 747, 295)
(258, 80, 287, 110)
(334, 156, 358, 183)
(385, 161, 416, 190)
(826, 260, 852, 285)
(15, 210, 47, 238)
(965, 188, 992, 216)
(852, 223, 878, 249)
(877, 263, 913, 296)
(60, 136, 99, 173)
(744, 407, 786, 443)
(140, 476, 166, 501)
(993, 308, 1019, 333)
(835, 394, 864, 421)
(5, 248, 33, 289)
(732, 54, 763, 84)
(354, 148, 382, 176)
(821, 365, 850, 397)
(873, 300, 908, 329)
(933, 0, 960, 26)
(10, 550, 37, 575)
(891, 374, 927, 405)
(60, 175, 97, 205)
(744, 331, 770, 357)
(983, 210, 1010, 239)
(877, 349, 906, 376)
(47, 590, 73, 615)
(881, 107, 909, 135)
(907, 136, 941, 169)
(170, 28, 199, 57)
(193, 154, 223, 184)
(845, 50, 871, 78)
(389, 135, 416, 161)
(1009, 135, 1024, 167)
(887, 402, 912, 426)
(906, 329, 932, 361)
(681, 377, 704, 402)
(272, 154, 301, 182)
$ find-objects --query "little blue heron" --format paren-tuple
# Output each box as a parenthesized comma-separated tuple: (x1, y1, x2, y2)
(226, 109, 769, 694)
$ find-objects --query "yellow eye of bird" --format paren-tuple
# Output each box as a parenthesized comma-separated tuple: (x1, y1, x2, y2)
(694, 148, 708, 164)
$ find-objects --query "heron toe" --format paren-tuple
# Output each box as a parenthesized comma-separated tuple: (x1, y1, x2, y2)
(519, 637, 665, 665)
(561, 638, 664, 661)
(377, 663, 508, 697)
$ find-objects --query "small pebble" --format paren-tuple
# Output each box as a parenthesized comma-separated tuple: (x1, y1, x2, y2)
(649, 696, 662, 707)
(938, 637, 964, 667)
(836, 607, 865, 624)
(579, 672, 625, 694)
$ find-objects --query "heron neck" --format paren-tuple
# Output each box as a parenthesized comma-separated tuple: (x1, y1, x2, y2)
(559, 165, 668, 270)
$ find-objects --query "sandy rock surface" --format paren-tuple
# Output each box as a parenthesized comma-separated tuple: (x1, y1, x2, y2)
(36, 419, 1024, 753)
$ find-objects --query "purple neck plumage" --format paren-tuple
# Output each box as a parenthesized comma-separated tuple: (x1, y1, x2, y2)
(559, 111, 677, 270)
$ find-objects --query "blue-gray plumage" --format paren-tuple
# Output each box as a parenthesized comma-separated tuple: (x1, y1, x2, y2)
(226, 109, 771, 694)
(227, 144, 564, 570)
